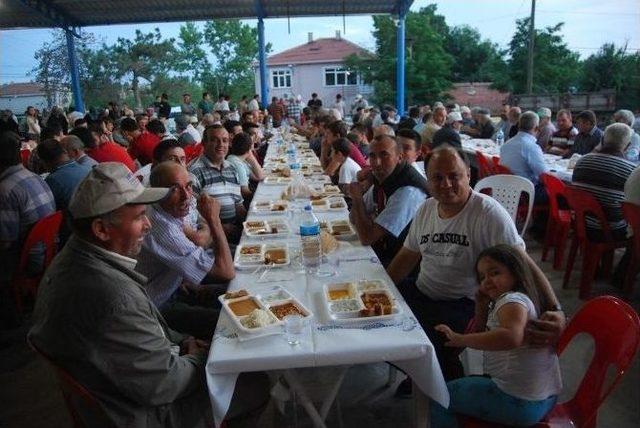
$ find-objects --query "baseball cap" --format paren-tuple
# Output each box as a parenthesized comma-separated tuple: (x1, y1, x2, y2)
(69, 162, 169, 219)
(537, 107, 552, 119)
(460, 106, 471, 114)
(447, 111, 463, 123)
(355, 94, 363, 100)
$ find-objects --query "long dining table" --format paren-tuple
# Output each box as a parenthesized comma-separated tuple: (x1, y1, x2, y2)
(205, 129, 449, 428)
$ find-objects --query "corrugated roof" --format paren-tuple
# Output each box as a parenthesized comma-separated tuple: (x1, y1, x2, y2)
(0, 1, 411, 30)
(267, 37, 371, 66)
(0, 82, 45, 96)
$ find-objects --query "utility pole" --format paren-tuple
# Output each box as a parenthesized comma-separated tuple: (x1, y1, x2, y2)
(526, 0, 536, 94)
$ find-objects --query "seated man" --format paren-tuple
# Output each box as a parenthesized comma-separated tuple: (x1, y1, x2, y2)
(572, 123, 636, 241)
(331, 137, 362, 189)
(419, 105, 446, 148)
(432, 111, 463, 150)
(348, 123, 370, 158)
(37, 138, 91, 211)
(612, 109, 640, 162)
(128, 118, 165, 166)
(61, 134, 98, 168)
(499, 111, 549, 202)
(462, 108, 495, 139)
(188, 125, 245, 244)
(536, 107, 556, 150)
(321, 120, 367, 171)
(349, 135, 429, 267)
(396, 128, 426, 178)
(136, 162, 235, 339)
(387, 146, 565, 385)
(28, 162, 214, 427)
(569, 110, 603, 156)
(548, 109, 578, 155)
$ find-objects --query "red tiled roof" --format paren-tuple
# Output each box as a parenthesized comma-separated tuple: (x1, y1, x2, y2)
(268, 37, 371, 66)
(0, 82, 45, 96)
(448, 82, 510, 115)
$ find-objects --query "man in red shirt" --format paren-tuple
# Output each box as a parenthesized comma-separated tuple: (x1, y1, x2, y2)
(87, 123, 137, 172)
(129, 119, 165, 166)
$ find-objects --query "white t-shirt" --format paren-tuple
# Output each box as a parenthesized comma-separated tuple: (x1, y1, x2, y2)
(404, 191, 524, 300)
(338, 157, 361, 184)
(625, 165, 640, 205)
(484, 292, 562, 401)
(412, 161, 426, 178)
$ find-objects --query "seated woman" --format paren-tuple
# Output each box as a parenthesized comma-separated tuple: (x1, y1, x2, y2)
(226, 132, 265, 202)
(432, 244, 562, 427)
(572, 122, 636, 241)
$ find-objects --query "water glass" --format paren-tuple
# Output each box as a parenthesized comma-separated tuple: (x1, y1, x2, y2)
(284, 314, 304, 346)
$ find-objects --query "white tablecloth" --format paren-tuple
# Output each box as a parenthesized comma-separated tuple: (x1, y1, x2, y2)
(206, 136, 449, 427)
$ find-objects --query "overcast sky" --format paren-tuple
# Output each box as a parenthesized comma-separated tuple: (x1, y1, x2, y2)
(1, 0, 639, 84)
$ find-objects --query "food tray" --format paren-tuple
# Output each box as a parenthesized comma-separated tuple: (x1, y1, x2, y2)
(326, 196, 348, 211)
(251, 199, 289, 214)
(263, 176, 294, 185)
(243, 219, 290, 238)
(323, 281, 402, 322)
(220, 294, 281, 335)
(266, 298, 313, 321)
(328, 219, 357, 240)
(234, 243, 290, 269)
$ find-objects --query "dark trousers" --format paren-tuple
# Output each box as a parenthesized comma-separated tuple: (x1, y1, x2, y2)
(161, 284, 226, 340)
(400, 280, 475, 381)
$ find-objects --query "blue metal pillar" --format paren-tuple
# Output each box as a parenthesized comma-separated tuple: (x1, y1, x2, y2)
(395, 10, 406, 116)
(257, 17, 269, 109)
(65, 30, 85, 112)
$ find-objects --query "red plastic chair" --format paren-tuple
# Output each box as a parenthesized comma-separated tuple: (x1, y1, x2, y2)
(27, 337, 115, 428)
(492, 163, 513, 174)
(621, 202, 640, 299)
(562, 187, 630, 299)
(460, 296, 640, 428)
(12, 211, 63, 313)
(540, 173, 572, 270)
(20, 148, 31, 167)
(475, 150, 494, 179)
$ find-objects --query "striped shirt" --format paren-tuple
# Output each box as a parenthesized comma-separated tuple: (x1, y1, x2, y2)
(572, 153, 636, 232)
(135, 204, 214, 308)
(188, 155, 243, 222)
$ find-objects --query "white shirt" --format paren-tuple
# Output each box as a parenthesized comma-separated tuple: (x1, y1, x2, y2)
(333, 100, 346, 118)
(625, 166, 640, 205)
(183, 124, 202, 143)
(411, 161, 426, 178)
(247, 99, 260, 111)
(338, 157, 361, 184)
(213, 100, 229, 111)
(404, 191, 524, 300)
(485, 292, 562, 401)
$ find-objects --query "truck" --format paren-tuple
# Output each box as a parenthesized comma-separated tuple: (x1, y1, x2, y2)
(508, 89, 616, 113)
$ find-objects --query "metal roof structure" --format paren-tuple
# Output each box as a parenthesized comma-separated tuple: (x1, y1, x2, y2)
(1, 0, 413, 113)
(0, 1, 411, 30)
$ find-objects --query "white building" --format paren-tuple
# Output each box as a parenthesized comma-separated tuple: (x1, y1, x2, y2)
(254, 32, 373, 110)
(0, 82, 70, 115)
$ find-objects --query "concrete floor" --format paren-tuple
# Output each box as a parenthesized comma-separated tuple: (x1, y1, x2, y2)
(1, 239, 638, 428)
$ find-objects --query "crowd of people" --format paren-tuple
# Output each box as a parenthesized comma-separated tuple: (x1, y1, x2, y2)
(1, 90, 639, 427)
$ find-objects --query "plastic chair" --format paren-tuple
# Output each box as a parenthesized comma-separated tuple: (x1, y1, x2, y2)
(492, 163, 513, 174)
(475, 151, 494, 179)
(20, 148, 31, 167)
(474, 174, 535, 236)
(622, 202, 640, 299)
(27, 337, 115, 428)
(540, 173, 572, 270)
(460, 296, 640, 428)
(562, 187, 630, 299)
(11, 211, 63, 313)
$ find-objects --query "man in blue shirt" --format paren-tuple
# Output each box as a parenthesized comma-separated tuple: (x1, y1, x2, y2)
(37, 138, 91, 211)
(569, 110, 603, 156)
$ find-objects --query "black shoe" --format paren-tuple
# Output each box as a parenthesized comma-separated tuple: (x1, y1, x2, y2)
(394, 377, 412, 398)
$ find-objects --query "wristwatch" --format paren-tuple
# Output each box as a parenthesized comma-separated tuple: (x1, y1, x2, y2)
(550, 303, 563, 312)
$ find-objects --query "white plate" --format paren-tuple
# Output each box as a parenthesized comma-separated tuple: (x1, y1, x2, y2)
(328, 220, 357, 240)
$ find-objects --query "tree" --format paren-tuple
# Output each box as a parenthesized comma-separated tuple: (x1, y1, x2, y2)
(111, 28, 177, 108)
(580, 43, 640, 109)
(202, 20, 271, 102)
(79, 46, 123, 109)
(505, 18, 581, 94)
(346, 5, 454, 107)
(444, 25, 509, 87)
(176, 22, 212, 85)
(30, 30, 96, 108)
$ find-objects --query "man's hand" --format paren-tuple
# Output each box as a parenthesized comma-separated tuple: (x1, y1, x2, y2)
(197, 194, 221, 223)
(347, 182, 365, 201)
(525, 311, 566, 347)
(435, 324, 466, 348)
(181, 337, 210, 356)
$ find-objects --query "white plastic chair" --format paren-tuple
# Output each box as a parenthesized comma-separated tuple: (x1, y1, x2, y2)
(474, 174, 535, 237)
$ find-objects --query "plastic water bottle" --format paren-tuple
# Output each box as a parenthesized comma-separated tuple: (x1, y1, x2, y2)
(496, 129, 504, 146)
(299, 205, 322, 273)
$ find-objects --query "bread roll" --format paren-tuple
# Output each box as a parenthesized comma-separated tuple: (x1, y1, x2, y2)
(320, 230, 339, 254)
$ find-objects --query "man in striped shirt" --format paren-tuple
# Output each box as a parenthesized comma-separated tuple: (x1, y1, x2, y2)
(188, 125, 246, 243)
(136, 162, 235, 339)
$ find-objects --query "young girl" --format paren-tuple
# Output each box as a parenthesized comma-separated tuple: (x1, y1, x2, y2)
(432, 244, 562, 427)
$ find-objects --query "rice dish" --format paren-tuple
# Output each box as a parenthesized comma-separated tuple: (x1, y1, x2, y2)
(241, 309, 276, 329)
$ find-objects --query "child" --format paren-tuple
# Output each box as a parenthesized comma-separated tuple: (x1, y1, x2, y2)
(327, 137, 362, 190)
(432, 244, 562, 427)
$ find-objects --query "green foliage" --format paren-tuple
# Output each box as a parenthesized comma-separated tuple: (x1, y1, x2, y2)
(506, 18, 581, 93)
(111, 28, 177, 108)
(580, 43, 640, 109)
(176, 22, 212, 85)
(202, 20, 271, 101)
(445, 25, 508, 84)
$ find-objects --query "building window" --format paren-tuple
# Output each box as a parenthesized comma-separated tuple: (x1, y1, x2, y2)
(324, 67, 358, 86)
(271, 69, 291, 88)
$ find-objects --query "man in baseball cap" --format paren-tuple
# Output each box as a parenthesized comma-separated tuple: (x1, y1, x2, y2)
(30, 162, 218, 427)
